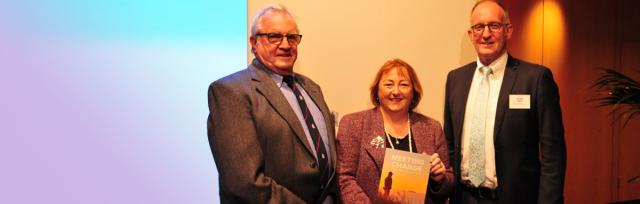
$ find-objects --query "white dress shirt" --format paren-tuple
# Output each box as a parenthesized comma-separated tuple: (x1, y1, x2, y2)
(461, 52, 508, 189)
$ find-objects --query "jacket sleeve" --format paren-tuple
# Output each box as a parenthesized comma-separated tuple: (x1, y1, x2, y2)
(336, 115, 373, 204)
(207, 81, 305, 204)
(443, 71, 457, 179)
(535, 68, 567, 204)
(429, 122, 455, 202)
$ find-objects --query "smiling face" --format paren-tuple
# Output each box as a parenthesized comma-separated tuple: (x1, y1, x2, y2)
(250, 11, 299, 75)
(468, 1, 512, 65)
(377, 67, 414, 114)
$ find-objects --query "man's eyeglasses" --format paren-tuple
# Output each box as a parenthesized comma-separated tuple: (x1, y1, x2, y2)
(255, 33, 303, 45)
(470, 23, 509, 34)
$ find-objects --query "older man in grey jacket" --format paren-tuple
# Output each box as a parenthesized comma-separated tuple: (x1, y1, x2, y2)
(207, 4, 338, 204)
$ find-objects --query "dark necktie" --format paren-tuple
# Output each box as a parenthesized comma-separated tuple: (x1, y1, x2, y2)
(283, 75, 330, 188)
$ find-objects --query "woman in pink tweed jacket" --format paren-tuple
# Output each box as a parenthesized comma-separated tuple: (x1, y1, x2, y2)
(337, 59, 454, 204)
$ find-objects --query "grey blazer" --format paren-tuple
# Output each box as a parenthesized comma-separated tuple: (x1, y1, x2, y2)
(207, 59, 338, 203)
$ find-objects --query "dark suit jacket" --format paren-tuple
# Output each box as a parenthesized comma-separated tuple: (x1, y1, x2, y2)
(207, 59, 338, 203)
(444, 55, 566, 204)
(337, 108, 454, 204)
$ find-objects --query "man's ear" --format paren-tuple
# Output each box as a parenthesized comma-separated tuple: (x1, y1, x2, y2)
(249, 36, 257, 53)
(506, 24, 513, 40)
(250, 36, 256, 45)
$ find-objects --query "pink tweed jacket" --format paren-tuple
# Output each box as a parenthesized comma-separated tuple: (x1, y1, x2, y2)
(337, 108, 454, 204)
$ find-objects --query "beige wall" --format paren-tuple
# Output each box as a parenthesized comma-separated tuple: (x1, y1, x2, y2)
(248, 0, 477, 125)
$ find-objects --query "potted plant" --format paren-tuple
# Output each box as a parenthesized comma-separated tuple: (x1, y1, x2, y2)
(590, 68, 640, 127)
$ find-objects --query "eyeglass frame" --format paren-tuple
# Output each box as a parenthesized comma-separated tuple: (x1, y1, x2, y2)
(255, 33, 303, 45)
(470, 22, 510, 34)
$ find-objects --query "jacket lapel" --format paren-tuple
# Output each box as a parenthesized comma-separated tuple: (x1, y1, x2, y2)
(410, 112, 429, 154)
(454, 64, 477, 146)
(249, 60, 315, 156)
(493, 55, 519, 140)
(297, 77, 337, 168)
(364, 109, 387, 171)
(297, 75, 339, 189)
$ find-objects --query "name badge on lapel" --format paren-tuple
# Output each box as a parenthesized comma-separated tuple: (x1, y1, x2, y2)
(509, 94, 531, 109)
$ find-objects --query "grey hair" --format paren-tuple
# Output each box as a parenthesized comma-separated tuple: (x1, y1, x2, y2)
(249, 4, 297, 37)
(471, 0, 511, 23)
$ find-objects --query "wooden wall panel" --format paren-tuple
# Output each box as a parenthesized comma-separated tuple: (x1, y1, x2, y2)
(503, 0, 543, 64)
(615, 1, 640, 200)
(560, 1, 617, 202)
(504, 0, 618, 203)
(617, 42, 640, 200)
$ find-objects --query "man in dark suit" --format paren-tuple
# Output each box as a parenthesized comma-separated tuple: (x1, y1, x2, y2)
(444, 1, 566, 203)
(207, 4, 338, 204)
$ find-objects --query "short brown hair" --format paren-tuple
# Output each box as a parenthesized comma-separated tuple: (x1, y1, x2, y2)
(369, 59, 423, 111)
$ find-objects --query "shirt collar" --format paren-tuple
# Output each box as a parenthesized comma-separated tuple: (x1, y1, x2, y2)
(262, 65, 295, 88)
(475, 52, 508, 77)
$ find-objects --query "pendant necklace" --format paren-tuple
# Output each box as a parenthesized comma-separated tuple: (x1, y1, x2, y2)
(384, 114, 412, 153)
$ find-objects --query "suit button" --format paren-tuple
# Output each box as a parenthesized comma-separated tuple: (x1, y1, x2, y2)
(310, 161, 317, 168)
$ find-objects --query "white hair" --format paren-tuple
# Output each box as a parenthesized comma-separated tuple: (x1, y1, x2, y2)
(249, 4, 298, 37)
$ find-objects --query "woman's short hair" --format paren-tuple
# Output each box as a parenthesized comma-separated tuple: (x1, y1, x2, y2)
(369, 59, 423, 111)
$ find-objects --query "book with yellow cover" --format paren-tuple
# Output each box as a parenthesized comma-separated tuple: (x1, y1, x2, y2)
(376, 148, 431, 204)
